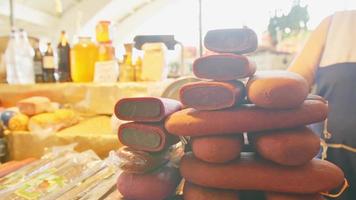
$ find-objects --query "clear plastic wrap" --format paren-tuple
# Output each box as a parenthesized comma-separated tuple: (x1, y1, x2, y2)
(57, 153, 121, 200)
(1, 147, 102, 200)
(116, 142, 184, 174)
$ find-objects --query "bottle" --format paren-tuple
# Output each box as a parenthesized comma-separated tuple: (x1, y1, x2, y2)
(96, 21, 111, 42)
(42, 42, 56, 83)
(17, 29, 35, 84)
(97, 41, 115, 61)
(70, 36, 98, 82)
(57, 31, 71, 82)
(33, 43, 44, 83)
(134, 56, 142, 81)
(5, 29, 19, 84)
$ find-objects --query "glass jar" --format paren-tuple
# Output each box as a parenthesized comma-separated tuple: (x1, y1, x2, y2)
(97, 41, 115, 61)
(70, 37, 98, 82)
(96, 21, 111, 43)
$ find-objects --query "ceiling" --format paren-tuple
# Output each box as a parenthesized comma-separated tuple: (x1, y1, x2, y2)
(0, 0, 171, 43)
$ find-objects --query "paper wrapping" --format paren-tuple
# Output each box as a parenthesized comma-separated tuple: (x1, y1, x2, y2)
(5, 116, 123, 160)
(0, 81, 172, 115)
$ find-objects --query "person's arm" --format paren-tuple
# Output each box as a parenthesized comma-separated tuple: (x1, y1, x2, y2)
(287, 16, 332, 87)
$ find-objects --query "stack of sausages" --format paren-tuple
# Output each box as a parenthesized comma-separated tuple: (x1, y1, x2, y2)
(164, 28, 346, 200)
(114, 97, 183, 200)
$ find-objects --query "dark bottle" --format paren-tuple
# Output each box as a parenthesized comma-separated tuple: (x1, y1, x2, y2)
(42, 42, 56, 83)
(57, 31, 71, 82)
(33, 43, 44, 83)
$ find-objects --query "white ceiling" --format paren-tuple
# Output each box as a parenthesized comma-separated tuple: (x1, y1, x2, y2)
(0, 0, 170, 43)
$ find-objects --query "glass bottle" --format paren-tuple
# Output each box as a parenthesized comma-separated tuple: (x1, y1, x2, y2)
(70, 36, 98, 82)
(134, 56, 142, 81)
(33, 43, 44, 83)
(42, 42, 56, 83)
(5, 29, 19, 84)
(17, 29, 35, 84)
(97, 40, 115, 61)
(57, 31, 71, 82)
(95, 21, 111, 42)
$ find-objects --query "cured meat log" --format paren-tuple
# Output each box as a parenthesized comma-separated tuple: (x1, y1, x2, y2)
(165, 97, 328, 136)
(180, 81, 245, 111)
(183, 182, 239, 200)
(180, 153, 344, 194)
(118, 122, 179, 152)
(204, 28, 258, 54)
(115, 97, 182, 122)
(265, 192, 324, 200)
(193, 54, 256, 81)
(117, 165, 181, 200)
(251, 127, 321, 166)
(191, 135, 243, 163)
(247, 71, 309, 109)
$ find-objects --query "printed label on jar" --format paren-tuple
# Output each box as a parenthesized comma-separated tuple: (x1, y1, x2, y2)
(43, 56, 55, 69)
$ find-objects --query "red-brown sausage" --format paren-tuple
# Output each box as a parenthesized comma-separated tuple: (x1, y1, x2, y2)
(180, 81, 245, 110)
(115, 97, 182, 122)
(183, 182, 239, 200)
(204, 28, 258, 54)
(191, 134, 243, 163)
(246, 71, 309, 109)
(180, 153, 344, 194)
(117, 165, 181, 200)
(265, 192, 324, 200)
(193, 54, 256, 80)
(118, 122, 179, 152)
(165, 97, 328, 137)
(252, 127, 321, 166)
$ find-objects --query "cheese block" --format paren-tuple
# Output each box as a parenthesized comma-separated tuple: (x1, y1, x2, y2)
(204, 28, 258, 54)
(252, 127, 321, 166)
(17, 96, 51, 116)
(191, 135, 243, 163)
(118, 122, 179, 152)
(115, 97, 182, 122)
(117, 165, 181, 200)
(193, 54, 256, 80)
(247, 71, 309, 109)
(165, 97, 328, 136)
(180, 81, 245, 110)
(180, 153, 344, 194)
(183, 182, 239, 200)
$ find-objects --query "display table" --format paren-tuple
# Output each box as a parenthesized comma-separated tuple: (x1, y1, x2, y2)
(5, 116, 123, 160)
(0, 81, 173, 115)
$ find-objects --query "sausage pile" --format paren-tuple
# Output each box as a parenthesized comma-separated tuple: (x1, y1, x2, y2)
(114, 97, 183, 200)
(164, 28, 346, 200)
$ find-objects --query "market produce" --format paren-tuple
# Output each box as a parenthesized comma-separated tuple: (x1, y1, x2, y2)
(165, 97, 328, 136)
(204, 28, 258, 54)
(180, 153, 344, 194)
(0, 110, 17, 127)
(117, 165, 181, 200)
(191, 134, 243, 163)
(246, 70, 309, 109)
(28, 108, 80, 134)
(16, 96, 51, 116)
(180, 80, 245, 110)
(252, 127, 321, 166)
(193, 54, 256, 80)
(7, 113, 29, 131)
(118, 122, 179, 152)
(115, 97, 182, 122)
(183, 182, 239, 200)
